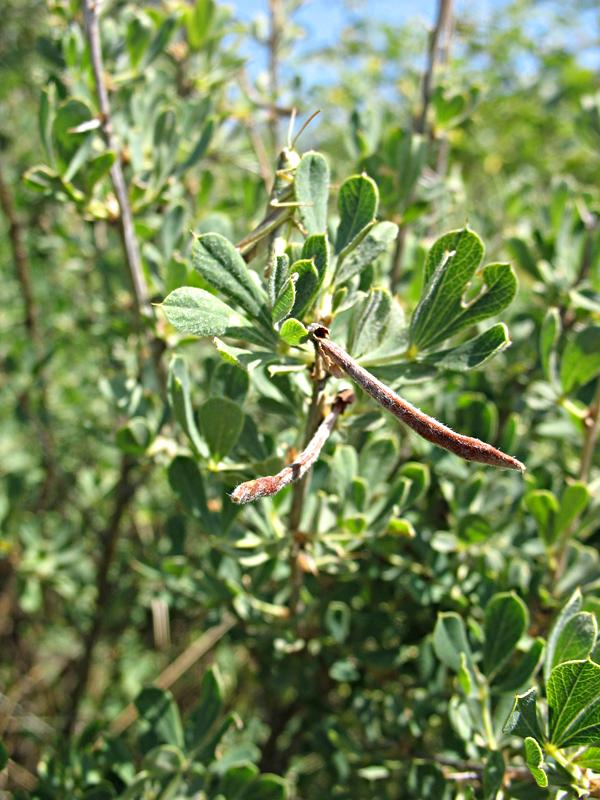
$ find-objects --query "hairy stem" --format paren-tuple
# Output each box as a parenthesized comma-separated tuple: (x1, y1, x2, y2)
(288, 372, 328, 615)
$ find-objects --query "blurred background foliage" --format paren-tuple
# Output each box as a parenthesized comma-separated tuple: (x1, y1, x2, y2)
(0, 0, 599, 797)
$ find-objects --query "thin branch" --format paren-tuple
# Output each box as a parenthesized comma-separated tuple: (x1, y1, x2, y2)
(82, 0, 150, 319)
(392, 0, 454, 286)
(580, 378, 600, 483)
(231, 389, 354, 503)
(267, 0, 284, 151)
(415, 0, 454, 135)
(0, 158, 39, 342)
(288, 364, 329, 615)
(63, 457, 146, 736)
(0, 157, 58, 507)
(107, 614, 236, 738)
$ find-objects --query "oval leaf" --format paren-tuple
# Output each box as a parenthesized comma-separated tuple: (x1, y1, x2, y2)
(161, 287, 238, 337)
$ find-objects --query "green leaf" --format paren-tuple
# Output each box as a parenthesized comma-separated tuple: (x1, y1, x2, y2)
(397, 462, 430, 506)
(279, 318, 308, 346)
(141, 15, 177, 68)
(335, 173, 379, 255)
(220, 764, 260, 797)
(483, 750, 505, 800)
(540, 308, 561, 384)
(550, 613, 597, 670)
(483, 592, 528, 679)
(161, 287, 239, 337)
(347, 289, 392, 358)
(199, 397, 244, 459)
(185, 668, 223, 749)
(503, 688, 544, 741)
(494, 638, 545, 693)
(240, 775, 287, 800)
(135, 687, 184, 749)
(424, 323, 511, 371)
(268, 252, 290, 306)
(560, 325, 600, 393)
(191, 233, 269, 322)
(524, 737, 548, 788)
(289, 259, 319, 318)
(301, 234, 329, 286)
(51, 97, 94, 170)
(335, 221, 398, 283)
(433, 612, 474, 674)
(545, 589, 583, 682)
(325, 602, 351, 644)
(294, 151, 330, 235)
(555, 482, 591, 537)
(574, 746, 600, 771)
(83, 151, 115, 194)
(168, 356, 208, 457)
(524, 489, 559, 547)
(168, 456, 216, 533)
(272, 276, 296, 325)
(410, 228, 517, 351)
(548, 659, 600, 748)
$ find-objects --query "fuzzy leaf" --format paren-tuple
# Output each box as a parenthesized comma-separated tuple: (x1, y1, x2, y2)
(494, 638, 545, 693)
(560, 325, 600, 393)
(335, 173, 379, 255)
(555, 482, 591, 537)
(335, 221, 398, 283)
(545, 589, 583, 682)
(483, 592, 528, 679)
(424, 323, 511, 371)
(550, 613, 597, 671)
(503, 688, 544, 741)
(301, 234, 329, 286)
(410, 228, 517, 351)
(161, 287, 238, 337)
(294, 151, 329, 235)
(289, 259, 319, 318)
(524, 489, 559, 547)
(191, 233, 269, 322)
(199, 397, 244, 459)
(433, 612, 474, 674)
(524, 737, 548, 788)
(540, 308, 561, 384)
(279, 318, 308, 346)
(272, 275, 297, 325)
(347, 289, 392, 358)
(168, 355, 208, 457)
(548, 659, 600, 748)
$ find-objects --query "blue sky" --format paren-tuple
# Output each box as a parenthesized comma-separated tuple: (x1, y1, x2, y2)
(231, 0, 599, 80)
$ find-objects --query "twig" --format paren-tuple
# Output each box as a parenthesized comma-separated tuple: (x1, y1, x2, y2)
(0, 159, 39, 341)
(231, 389, 354, 503)
(415, 0, 454, 135)
(107, 614, 236, 737)
(287, 367, 329, 615)
(82, 0, 150, 319)
(579, 379, 600, 483)
(0, 156, 58, 507)
(267, 0, 284, 151)
(391, 0, 454, 285)
(63, 457, 145, 736)
(554, 378, 600, 585)
(308, 324, 525, 471)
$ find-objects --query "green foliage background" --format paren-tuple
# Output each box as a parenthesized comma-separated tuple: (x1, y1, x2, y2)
(1, 1, 600, 798)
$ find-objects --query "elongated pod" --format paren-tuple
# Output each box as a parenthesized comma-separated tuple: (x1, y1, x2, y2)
(308, 324, 524, 472)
